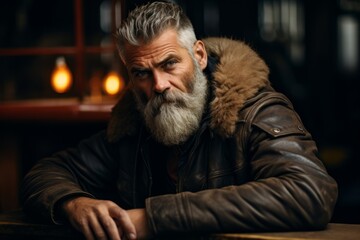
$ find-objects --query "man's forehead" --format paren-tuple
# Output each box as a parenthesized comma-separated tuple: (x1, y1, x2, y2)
(123, 30, 187, 66)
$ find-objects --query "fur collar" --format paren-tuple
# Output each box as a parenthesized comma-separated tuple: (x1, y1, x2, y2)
(107, 37, 269, 142)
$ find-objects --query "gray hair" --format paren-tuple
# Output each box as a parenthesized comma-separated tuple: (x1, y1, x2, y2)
(116, 1, 197, 59)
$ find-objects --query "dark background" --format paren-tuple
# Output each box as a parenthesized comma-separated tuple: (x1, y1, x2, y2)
(0, 0, 359, 224)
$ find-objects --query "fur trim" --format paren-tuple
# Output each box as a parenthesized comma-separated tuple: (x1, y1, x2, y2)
(107, 85, 142, 142)
(107, 38, 269, 142)
(203, 38, 269, 137)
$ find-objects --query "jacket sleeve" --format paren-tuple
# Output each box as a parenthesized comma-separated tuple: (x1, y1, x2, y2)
(20, 130, 119, 224)
(145, 98, 338, 235)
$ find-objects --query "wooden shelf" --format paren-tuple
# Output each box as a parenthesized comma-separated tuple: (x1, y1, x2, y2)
(0, 98, 115, 122)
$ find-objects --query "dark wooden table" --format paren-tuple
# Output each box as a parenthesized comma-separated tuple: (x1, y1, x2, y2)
(0, 211, 82, 240)
(209, 223, 360, 240)
(1, 211, 359, 240)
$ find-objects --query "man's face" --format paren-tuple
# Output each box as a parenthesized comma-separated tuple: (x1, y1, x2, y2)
(123, 29, 208, 145)
(124, 29, 206, 99)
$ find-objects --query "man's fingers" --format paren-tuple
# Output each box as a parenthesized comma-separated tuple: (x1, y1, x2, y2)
(63, 198, 136, 240)
(109, 207, 137, 240)
(98, 214, 121, 240)
(88, 214, 110, 240)
(77, 218, 96, 240)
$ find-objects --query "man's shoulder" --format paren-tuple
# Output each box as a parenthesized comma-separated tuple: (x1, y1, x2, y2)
(239, 89, 307, 138)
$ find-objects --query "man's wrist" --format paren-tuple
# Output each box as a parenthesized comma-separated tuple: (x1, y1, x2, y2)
(54, 195, 87, 222)
(127, 208, 154, 239)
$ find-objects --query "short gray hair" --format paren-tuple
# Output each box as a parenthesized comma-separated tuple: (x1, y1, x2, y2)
(116, 1, 197, 59)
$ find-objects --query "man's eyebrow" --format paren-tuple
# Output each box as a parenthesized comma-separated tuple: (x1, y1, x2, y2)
(130, 66, 149, 74)
(129, 54, 181, 73)
(155, 54, 181, 67)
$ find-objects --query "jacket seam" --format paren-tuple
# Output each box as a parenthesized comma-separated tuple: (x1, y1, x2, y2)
(207, 164, 245, 180)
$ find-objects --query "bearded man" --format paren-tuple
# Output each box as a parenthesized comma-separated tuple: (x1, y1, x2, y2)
(21, 1, 338, 240)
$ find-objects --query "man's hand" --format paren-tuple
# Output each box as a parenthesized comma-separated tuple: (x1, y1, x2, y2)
(62, 197, 142, 240)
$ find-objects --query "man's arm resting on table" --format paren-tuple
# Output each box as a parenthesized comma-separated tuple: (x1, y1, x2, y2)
(61, 196, 153, 240)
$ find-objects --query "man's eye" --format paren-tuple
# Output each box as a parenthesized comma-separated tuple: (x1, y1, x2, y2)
(133, 71, 148, 79)
(164, 60, 177, 69)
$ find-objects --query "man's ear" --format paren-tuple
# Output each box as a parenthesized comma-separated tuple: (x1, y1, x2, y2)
(193, 40, 207, 70)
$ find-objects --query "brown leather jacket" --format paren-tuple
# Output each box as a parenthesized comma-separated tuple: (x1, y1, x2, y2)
(21, 38, 338, 236)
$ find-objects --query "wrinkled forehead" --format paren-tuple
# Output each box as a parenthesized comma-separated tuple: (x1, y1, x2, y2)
(122, 29, 186, 65)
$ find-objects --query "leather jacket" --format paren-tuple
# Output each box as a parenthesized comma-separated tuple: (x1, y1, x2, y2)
(21, 38, 338, 236)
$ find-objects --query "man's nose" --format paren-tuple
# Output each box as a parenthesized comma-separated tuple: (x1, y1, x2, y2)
(153, 71, 171, 93)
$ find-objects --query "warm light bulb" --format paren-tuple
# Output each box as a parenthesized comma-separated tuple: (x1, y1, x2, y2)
(51, 57, 72, 93)
(103, 71, 124, 95)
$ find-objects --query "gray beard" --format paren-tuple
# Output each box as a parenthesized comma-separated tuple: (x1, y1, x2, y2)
(133, 63, 208, 145)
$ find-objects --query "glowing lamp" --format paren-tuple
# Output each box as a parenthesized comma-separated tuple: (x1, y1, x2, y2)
(103, 71, 124, 95)
(51, 57, 73, 93)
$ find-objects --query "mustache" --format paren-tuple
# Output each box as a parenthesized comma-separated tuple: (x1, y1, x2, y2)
(147, 89, 189, 116)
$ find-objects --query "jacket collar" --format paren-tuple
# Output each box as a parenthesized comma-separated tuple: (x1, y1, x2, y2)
(107, 37, 269, 142)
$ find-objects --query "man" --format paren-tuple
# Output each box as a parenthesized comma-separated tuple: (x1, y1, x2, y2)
(21, 1, 338, 240)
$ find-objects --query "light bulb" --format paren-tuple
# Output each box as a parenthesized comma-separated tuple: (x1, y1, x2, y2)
(51, 57, 73, 93)
(103, 71, 124, 95)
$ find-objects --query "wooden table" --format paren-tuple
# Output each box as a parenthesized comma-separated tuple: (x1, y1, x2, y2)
(1, 211, 359, 240)
(209, 223, 360, 240)
(0, 211, 82, 240)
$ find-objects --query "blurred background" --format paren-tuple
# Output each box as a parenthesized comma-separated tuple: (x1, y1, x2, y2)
(0, 0, 359, 224)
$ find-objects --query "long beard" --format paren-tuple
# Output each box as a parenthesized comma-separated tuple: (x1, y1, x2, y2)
(133, 63, 208, 145)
